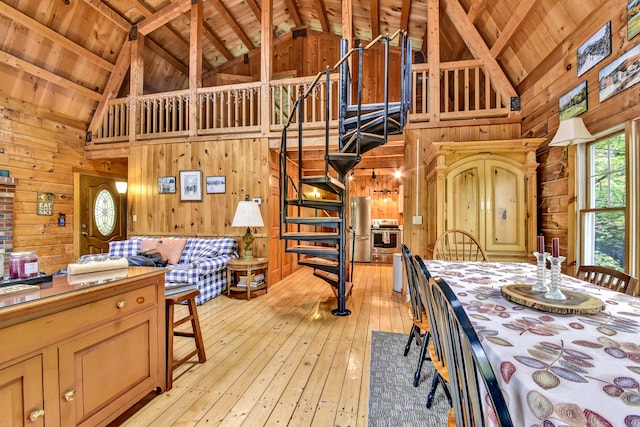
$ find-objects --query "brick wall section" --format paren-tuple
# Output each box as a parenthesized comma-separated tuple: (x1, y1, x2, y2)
(0, 177, 18, 277)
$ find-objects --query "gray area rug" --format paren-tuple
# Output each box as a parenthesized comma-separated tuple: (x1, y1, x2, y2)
(368, 331, 450, 426)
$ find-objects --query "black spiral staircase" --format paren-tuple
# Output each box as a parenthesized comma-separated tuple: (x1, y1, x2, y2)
(279, 31, 412, 316)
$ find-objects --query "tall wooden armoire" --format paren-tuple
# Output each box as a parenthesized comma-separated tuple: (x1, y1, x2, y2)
(425, 139, 545, 261)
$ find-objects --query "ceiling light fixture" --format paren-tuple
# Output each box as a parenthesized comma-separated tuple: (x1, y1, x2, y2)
(371, 169, 376, 179)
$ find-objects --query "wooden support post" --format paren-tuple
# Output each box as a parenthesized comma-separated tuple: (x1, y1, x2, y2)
(260, 0, 273, 135)
(427, 0, 440, 122)
(129, 26, 143, 143)
(189, 0, 203, 136)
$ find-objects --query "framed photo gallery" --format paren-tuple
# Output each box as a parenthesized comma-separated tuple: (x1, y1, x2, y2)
(158, 171, 226, 200)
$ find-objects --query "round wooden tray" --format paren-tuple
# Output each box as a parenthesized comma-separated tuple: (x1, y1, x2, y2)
(501, 283, 605, 315)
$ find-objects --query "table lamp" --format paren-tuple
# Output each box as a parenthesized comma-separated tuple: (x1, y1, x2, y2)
(231, 195, 264, 259)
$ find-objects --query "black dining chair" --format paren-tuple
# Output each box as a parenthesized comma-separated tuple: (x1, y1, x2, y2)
(430, 275, 513, 427)
(414, 255, 452, 409)
(401, 244, 431, 387)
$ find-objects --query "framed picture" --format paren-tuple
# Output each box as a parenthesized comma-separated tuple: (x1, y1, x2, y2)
(629, 0, 640, 40)
(158, 176, 176, 194)
(598, 44, 640, 102)
(179, 170, 202, 201)
(559, 82, 588, 120)
(206, 175, 226, 194)
(577, 22, 611, 77)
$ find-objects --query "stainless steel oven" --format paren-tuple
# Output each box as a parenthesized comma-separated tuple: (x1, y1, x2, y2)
(371, 219, 402, 263)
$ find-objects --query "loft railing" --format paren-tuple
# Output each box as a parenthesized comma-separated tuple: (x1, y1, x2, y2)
(90, 58, 513, 144)
(269, 74, 340, 130)
(410, 59, 510, 122)
(198, 83, 261, 134)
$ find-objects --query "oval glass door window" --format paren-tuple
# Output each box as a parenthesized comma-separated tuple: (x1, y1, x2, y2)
(95, 189, 116, 235)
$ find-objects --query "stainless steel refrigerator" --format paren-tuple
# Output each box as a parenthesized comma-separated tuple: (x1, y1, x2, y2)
(350, 196, 372, 262)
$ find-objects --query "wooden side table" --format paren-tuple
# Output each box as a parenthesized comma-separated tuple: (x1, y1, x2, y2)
(226, 258, 269, 300)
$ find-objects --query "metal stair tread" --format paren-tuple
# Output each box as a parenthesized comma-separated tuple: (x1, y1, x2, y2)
(281, 231, 340, 239)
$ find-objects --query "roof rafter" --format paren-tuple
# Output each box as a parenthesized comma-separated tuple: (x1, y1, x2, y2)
(137, 0, 192, 35)
(313, 0, 330, 33)
(370, 0, 379, 37)
(441, 0, 516, 98)
(0, 2, 113, 72)
(490, 0, 538, 57)
(284, 0, 303, 28)
(0, 48, 101, 101)
(399, 0, 411, 33)
(245, 0, 262, 22)
(450, 0, 488, 59)
(89, 41, 133, 133)
(202, 21, 235, 61)
(210, 0, 256, 50)
(134, 0, 214, 71)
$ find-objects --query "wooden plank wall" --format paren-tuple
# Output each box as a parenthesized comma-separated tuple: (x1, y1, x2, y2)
(205, 29, 403, 103)
(520, 0, 640, 271)
(126, 138, 270, 259)
(349, 174, 403, 221)
(402, 122, 522, 258)
(0, 95, 127, 275)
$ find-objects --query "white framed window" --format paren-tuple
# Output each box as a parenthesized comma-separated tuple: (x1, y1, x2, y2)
(579, 132, 626, 271)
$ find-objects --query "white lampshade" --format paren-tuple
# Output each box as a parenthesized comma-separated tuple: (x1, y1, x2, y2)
(231, 201, 264, 227)
(115, 181, 128, 193)
(549, 117, 595, 146)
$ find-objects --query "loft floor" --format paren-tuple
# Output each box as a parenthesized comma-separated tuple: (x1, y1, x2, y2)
(113, 262, 409, 426)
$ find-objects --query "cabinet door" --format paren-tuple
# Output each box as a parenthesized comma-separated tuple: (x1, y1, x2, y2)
(485, 159, 525, 253)
(0, 355, 45, 426)
(58, 309, 159, 427)
(446, 158, 525, 255)
(446, 160, 485, 240)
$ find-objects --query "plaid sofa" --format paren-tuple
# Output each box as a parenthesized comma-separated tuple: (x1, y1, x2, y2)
(108, 237, 238, 305)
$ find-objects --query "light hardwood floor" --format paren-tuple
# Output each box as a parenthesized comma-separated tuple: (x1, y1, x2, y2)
(117, 262, 411, 426)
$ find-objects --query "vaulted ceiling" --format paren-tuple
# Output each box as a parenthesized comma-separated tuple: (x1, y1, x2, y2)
(0, 0, 607, 129)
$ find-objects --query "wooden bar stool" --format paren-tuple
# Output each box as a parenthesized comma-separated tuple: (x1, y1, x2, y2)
(165, 287, 206, 390)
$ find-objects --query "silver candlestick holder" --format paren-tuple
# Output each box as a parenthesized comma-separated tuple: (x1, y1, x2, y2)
(532, 251, 549, 292)
(545, 256, 567, 300)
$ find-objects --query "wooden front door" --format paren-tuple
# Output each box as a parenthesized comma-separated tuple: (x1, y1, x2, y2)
(78, 175, 126, 256)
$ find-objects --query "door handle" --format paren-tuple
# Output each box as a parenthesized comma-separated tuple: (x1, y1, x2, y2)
(82, 232, 88, 236)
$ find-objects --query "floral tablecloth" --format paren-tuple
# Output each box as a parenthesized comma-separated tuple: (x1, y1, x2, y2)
(423, 260, 640, 427)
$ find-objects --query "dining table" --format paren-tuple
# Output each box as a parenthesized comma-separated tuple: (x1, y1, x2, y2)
(422, 260, 640, 427)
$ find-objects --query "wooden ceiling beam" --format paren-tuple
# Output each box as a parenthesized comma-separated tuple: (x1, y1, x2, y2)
(145, 37, 189, 74)
(137, 0, 192, 35)
(449, 0, 487, 59)
(0, 2, 113, 72)
(370, 0, 379, 37)
(89, 41, 133, 133)
(202, 22, 235, 61)
(210, 0, 256, 50)
(135, 0, 214, 71)
(490, 0, 538, 57)
(0, 48, 101, 101)
(313, 0, 330, 33)
(81, 0, 130, 31)
(441, 0, 516, 98)
(399, 0, 411, 33)
(284, 0, 303, 28)
(245, 0, 262, 22)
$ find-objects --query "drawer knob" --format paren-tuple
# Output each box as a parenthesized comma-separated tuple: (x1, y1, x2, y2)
(64, 389, 77, 401)
(116, 300, 127, 309)
(29, 409, 45, 421)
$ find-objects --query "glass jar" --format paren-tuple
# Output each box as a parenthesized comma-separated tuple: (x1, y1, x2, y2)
(9, 252, 39, 279)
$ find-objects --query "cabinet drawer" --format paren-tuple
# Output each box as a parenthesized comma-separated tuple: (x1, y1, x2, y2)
(0, 282, 158, 365)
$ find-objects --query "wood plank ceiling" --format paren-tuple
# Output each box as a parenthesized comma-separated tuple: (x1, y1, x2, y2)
(0, 0, 608, 163)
